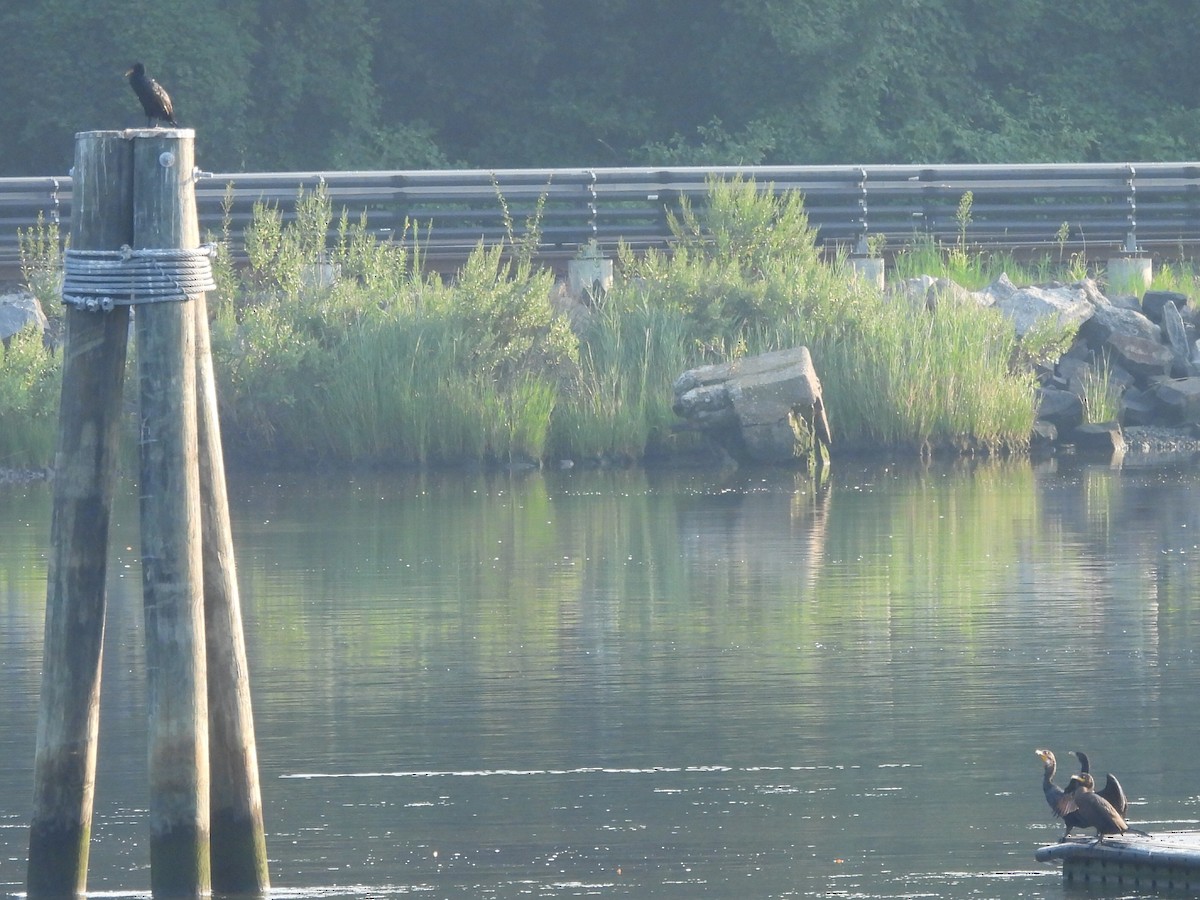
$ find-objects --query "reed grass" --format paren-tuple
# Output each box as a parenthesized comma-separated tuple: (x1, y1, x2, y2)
(548, 297, 695, 461)
(211, 176, 1043, 462)
(1080, 360, 1122, 423)
(211, 185, 575, 466)
(889, 228, 1104, 290)
(1150, 260, 1200, 296)
(892, 234, 1018, 290)
(0, 326, 61, 467)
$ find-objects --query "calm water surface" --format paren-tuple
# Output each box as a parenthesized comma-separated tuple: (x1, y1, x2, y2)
(3, 458, 1200, 899)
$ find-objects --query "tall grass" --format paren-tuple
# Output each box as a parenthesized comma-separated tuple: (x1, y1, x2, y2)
(1080, 360, 1122, 423)
(309, 313, 560, 465)
(210, 185, 574, 465)
(0, 326, 61, 467)
(889, 208, 1102, 290)
(8, 178, 1128, 471)
(892, 233, 1021, 290)
(1150, 260, 1200, 296)
(548, 297, 695, 461)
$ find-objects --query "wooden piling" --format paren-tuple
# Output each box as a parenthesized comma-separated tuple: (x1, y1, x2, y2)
(131, 130, 211, 897)
(27, 132, 133, 900)
(29, 127, 268, 898)
(196, 294, 270, 893)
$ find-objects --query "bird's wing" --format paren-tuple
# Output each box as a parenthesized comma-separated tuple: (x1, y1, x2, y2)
(1099, 773, 1128, 816)
(1085, 790, 1129, 831)
(1053, 792, 1079, 818)
(152, 82, 174, 120)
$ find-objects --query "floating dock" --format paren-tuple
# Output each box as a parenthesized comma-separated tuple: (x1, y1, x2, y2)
(1037, 832, 1200, 892)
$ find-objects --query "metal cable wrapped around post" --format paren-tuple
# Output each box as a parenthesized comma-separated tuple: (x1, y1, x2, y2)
(61, 244, 217, 311)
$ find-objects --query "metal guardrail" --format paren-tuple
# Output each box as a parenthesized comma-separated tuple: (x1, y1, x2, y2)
(4, 163, 1200, 274)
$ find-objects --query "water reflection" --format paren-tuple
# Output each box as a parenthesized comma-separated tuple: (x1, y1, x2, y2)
(3, 458, 1200, 898)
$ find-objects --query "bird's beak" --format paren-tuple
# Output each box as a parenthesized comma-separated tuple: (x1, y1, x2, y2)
(124, 67, 134, 77)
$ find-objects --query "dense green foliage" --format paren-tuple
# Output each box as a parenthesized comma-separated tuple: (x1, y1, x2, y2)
(206, 179, 1048, 464)
(618, 179, 1041, 455)
(209, 185, 576, 464)
(2, 1, 1199, 176)
(4, 181, 1068, 468)
(0, 327, 61, 467)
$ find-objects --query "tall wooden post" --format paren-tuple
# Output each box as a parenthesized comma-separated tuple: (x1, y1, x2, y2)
(27, 132, 132, 899)
(196, 296, 271, 892)
(30, 127, 268, 899)
(132, 131, 211, 897)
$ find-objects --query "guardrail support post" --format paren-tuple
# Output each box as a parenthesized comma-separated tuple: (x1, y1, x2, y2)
(1108, 164, 1152, 295)
(567, 238, 612, 301)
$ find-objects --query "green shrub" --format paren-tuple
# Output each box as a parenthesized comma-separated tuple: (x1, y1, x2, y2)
(211, 185, 576, 465)
(0, 327, 61, 467)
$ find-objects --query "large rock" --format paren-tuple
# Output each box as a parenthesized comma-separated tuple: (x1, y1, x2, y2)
(1036, 386, 1085, 431)
(1152, 378, 1200, 425)
(1120, 387, 1158, 426)
(1142, 289, 1189, 324)
(979, 273, 1094, 337)
(1078, 299, 1161, 347)
(1054, 356, 1096, 396)
(1105, 332, 1175, 379)
(1068, 421, 1127, 457)
(1161, 301, 1196, 376)
(889, 276, 988, 312)
(674, 346, 831, 464)
(1030, 420, 1058, 451)
(0, 291, 49, 344)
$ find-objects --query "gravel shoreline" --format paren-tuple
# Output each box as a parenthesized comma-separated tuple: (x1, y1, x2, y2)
(1121, 425, 1200, 455)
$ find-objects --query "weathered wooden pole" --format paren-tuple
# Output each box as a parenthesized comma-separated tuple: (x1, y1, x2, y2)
(195, 294, 271, 893)
(131, 130, 211, 897)
(27, 131, 133, 899)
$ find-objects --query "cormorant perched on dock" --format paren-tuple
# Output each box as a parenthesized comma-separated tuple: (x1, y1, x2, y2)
(1037, 749, 1088, 840)
(125, 62, 177, 127)
(1073, 750, 1129, 817)
(1056, 773, 1143, 839)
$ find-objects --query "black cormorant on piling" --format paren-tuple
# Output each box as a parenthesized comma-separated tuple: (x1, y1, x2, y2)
(125, 62, 177, 127)
(1036, 749, 1088, 840)
(1072, 750, 1129, 817)
(1055, 772, 1145, 839)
